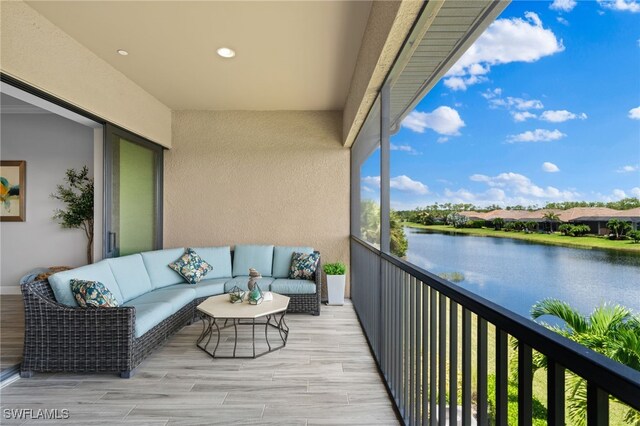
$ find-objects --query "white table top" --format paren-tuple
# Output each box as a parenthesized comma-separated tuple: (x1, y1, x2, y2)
(196, 293, 290, 319)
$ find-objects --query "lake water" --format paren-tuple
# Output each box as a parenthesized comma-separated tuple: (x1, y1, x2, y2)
(405, 227, 640, 319)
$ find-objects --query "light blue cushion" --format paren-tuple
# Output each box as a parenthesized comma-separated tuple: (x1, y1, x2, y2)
(126, 302, 173, 338)
(270, 278, 317, 295)
(49, 261, 122, 307)
(166, 278, 228, 299)
(141, 248, 186, 289)
(224, 276, 275, 292)
(272, 246, 314, 278)
(232, 245, 274, 277)
(107, 254, 153, 303)
(128, 287, 196, 314)
(192, 247, 232, 279)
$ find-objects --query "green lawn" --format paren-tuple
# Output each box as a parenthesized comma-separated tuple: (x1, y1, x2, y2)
(404, 223, 640, 253)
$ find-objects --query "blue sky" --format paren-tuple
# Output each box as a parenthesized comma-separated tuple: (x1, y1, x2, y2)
(361, 0, 640, 210)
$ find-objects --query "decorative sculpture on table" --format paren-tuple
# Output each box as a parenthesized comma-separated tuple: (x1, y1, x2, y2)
(247, 268, 262, 291)
(248, 283, 264, 305)
(228, 286, 245, 304)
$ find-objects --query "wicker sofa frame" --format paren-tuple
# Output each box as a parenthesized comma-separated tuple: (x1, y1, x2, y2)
(20, 252, 321, 378)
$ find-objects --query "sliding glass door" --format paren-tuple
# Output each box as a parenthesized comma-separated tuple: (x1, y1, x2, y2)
(104, 125, 163, 258)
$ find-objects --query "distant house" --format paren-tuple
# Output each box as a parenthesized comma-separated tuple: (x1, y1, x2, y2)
(559, 207, 640, 235)
(459, 207, 640, 235)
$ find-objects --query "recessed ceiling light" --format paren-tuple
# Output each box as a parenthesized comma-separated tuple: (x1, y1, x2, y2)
(216, 47, 236, 58)
(117, 49, 129, 56)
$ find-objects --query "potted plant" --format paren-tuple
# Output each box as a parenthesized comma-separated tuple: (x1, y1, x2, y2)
(323, 262, 347, 306)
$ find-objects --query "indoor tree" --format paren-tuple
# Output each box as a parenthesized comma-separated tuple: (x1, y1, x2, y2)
(51, 166, 94, 264)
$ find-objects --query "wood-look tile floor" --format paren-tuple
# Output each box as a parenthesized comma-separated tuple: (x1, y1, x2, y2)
(1, 295, 24, 373)
(0, 301, 400, 425)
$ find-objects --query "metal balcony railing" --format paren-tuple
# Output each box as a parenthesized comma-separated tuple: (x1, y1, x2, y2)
(350, 236, 640, 425)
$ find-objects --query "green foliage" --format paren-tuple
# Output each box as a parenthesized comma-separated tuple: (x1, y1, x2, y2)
(524, 221, 538, 232)
(531, 298, 640, 424)
(504, 222, 516, 231)
(323, 262, 346, 275)
(544, 198, 640, 210)
(446, 212, 469, 228)
(360, 199, 381, 244)
(360, 199, 408, 258)
(465, 220, 486, 229)
(558, 224, 591, 237)
(437, 272, 465, 283)
(390, 210, 408, 257)
(607, 219, 633, 240)
(493, 217, 505, 230)
(628, 230, 640, 243)
(51, 166, 94, 263)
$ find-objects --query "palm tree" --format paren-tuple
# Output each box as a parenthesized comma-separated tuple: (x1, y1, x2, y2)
(531, 299, 640, 425)
(543, 211, 561, 233)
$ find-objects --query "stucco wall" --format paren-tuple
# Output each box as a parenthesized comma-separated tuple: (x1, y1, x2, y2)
(0, 113, 94, 293)
(166, 111, 351, 295)
(0, 1, 172, 147)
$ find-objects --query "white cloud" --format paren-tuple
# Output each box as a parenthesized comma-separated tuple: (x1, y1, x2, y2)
(556, 17, 570, 25)
(362, 175, 429, 195)
(550, 0, 577, 12)
(401, 106, 465, 135)
(444, 12, 564, 90)
(390, 143, 420, 155)
(481, 88, 503, 99)
(437, 137, 449, 144)
(391, 175, 429, 195)
(613, 189, 627, 199)
(539, 110, 587, 122)
(512, 111, 538, 122)
(507, 129, 567, 143)
(494, 97, 545, 110)
(629, 106, 640, 119)
(470, 172, 579, 199)
(616, 165, 639, 173)
(598, 0, 640, 13)
(631, 187, 640, 197)
(542, 162, 560, 172)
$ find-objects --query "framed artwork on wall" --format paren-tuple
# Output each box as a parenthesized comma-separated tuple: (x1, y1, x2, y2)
(0, 160, 26, 222)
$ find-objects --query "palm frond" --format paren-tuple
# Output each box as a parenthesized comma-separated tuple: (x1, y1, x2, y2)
(531, 298, 588, 333)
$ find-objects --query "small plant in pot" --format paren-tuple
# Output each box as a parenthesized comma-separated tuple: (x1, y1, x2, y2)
(323, 262, 347, 306)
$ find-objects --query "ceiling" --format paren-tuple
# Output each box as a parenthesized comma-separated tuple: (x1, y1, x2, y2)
(26, 1, 372, 111)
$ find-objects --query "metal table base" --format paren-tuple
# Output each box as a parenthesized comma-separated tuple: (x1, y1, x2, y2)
(196, 311, 289, 359)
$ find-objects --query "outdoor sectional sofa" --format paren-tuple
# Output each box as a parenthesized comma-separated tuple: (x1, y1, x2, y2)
(20, 245, 321, 378)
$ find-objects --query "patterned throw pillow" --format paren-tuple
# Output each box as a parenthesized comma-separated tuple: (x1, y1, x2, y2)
(289, 252, 319, 280)
(169, 248, 213, 284)
(70, 279, 120, 308)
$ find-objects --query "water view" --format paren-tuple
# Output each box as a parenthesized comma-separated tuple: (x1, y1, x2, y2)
(405, 227, 640, 319)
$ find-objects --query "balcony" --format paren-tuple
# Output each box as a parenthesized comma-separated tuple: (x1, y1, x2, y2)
(1, 0, 639, 425)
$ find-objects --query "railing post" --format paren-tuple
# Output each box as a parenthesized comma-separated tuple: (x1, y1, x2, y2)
(496, 329, 509, 426)
(518, 343, 533, 426)
(587, 382, 609, 426)
(462, 308, 472, 426)
(547, 359, 565, 426)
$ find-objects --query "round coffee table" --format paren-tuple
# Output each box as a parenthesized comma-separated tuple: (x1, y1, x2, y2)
(195, 293, 290, 359)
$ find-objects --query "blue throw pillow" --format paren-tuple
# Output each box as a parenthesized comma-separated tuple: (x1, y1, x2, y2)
(70, 279, 120, 308)
(169, 248, 213, 284)
(289, 252, 319, 280)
